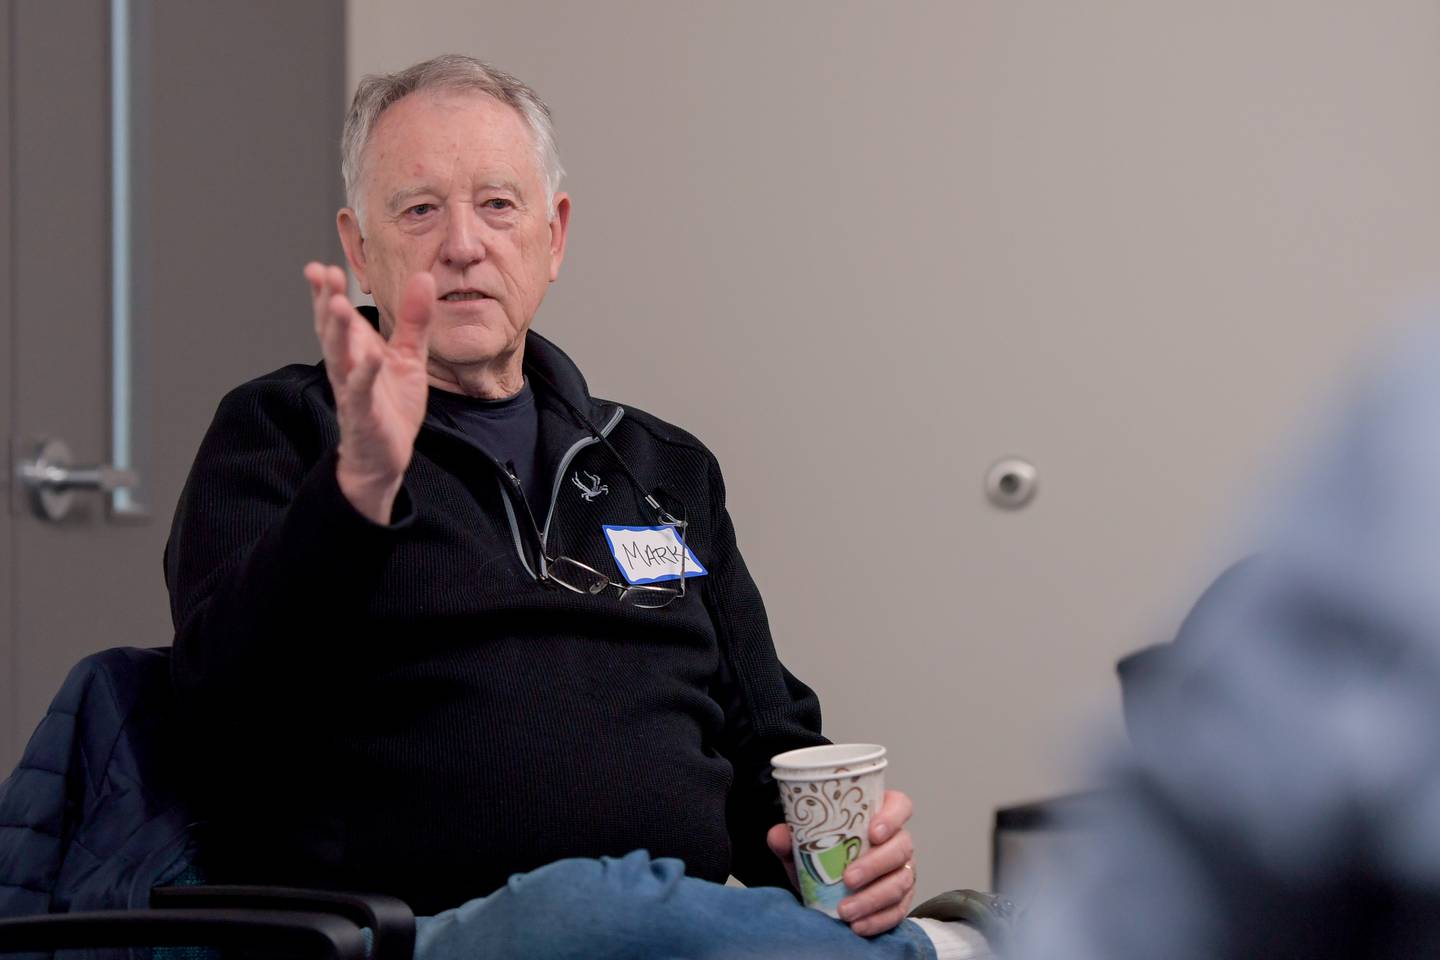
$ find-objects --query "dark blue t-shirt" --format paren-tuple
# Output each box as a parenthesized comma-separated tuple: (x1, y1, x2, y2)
(429, 380, 546, 513)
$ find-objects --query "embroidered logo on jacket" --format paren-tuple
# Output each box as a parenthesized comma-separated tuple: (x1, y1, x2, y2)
(572, 470, 609, 502)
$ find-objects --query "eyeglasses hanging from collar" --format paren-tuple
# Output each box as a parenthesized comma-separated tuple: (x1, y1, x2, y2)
(512, 364, 693, 609)
(543, 510, 689, 609)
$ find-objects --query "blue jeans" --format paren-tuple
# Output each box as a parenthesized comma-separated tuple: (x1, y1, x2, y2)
(413, 849, 936, 960)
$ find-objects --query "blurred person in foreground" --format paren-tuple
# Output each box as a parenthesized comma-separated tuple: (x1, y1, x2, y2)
(164, 55, 990, 959)
(1017, 326, 1440, 959)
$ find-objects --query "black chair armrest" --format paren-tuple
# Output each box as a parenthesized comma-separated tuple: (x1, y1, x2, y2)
(151, 884, 415, 960)
(992, 791, 1107, 890)
(0, 907, 370, 958)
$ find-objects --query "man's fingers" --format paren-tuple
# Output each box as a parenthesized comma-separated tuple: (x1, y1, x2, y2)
(834, 789, 917, 934)
(765, 821, 800, 891)
(326, 264, 348, 297)
(845, 828, 913, 890)
(320, 293, 374, 382)
(307, 263, 331, 339)
(870, 790, 914, 844)
(848, 899, 914, 938)
(303, 262, 326, 294)
(307, 263, 352, 342)
(319, 300, 354, 380)
(348, 348, 383, 399)
(839, 857, 917, 931)
(766, 823, 794, 862)
(392, 272, 435, 359)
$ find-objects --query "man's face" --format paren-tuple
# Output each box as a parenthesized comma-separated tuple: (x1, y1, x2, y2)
(338, 90, 570, 376)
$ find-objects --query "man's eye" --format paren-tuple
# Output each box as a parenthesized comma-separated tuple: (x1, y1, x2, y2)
(406, 203, 436, 216)
(482, 199, 514, 210)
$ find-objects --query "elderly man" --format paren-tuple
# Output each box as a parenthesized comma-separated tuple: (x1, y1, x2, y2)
(167, 56, 971, 959)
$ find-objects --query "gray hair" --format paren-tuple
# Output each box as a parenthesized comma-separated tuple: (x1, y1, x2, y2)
(341, 54, 565, 226)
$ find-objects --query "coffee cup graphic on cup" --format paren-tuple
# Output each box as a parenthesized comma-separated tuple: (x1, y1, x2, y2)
(799, 833, 863, 885)
(772, 744, 887, 917)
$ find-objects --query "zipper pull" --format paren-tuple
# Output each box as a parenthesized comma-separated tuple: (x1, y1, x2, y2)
(504, 460, 524, 490)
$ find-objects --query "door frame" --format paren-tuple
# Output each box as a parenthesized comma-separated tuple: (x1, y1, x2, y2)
(1, 0, 16, 767)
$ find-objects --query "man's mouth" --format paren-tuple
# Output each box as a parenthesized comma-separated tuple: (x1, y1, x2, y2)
(440, 290, 490, 302)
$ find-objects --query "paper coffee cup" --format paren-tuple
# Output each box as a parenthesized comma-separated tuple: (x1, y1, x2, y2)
(772, 744, 887, 918)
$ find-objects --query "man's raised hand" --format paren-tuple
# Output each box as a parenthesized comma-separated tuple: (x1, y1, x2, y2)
(305, 263, 434, 524)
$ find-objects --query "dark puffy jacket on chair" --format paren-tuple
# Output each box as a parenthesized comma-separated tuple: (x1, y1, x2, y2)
(0, 647, 200, 923)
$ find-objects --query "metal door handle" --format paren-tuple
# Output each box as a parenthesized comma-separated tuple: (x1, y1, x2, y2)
(18, 438, 138, 521)
(24, 462, 137, 491)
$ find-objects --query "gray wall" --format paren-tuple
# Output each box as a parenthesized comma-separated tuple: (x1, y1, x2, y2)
(349, 0, 1440, 895)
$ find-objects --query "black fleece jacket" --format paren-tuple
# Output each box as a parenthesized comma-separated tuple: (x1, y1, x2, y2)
(165, 319, 826, 914)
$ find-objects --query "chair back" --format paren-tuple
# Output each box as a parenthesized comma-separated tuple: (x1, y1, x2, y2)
(0, 647, 201, 924)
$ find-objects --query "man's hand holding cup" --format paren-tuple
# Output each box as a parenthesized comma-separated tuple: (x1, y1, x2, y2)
(768, 745, 916, 936)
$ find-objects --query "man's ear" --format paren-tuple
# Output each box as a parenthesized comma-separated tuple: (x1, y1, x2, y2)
(547, 193, 572, 283)
(337, 208, 372, 294)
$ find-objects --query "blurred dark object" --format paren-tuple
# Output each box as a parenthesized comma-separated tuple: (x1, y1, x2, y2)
(1018, 327, 1440, 959)
(0, 646, 415, 959)
(1116, 556, 1262, 741)
(992, 792, 1107, 894)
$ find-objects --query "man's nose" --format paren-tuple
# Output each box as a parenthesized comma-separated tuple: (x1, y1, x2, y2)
(439, 205, 486, 268)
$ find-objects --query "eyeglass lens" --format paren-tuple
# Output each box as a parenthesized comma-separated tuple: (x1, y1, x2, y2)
(547, 556, 610, 595)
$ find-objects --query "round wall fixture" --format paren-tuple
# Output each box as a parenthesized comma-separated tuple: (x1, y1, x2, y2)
(985, 457, 1038, 510)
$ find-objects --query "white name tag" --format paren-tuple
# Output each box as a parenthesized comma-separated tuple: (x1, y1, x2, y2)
(602, 525, 709, 585)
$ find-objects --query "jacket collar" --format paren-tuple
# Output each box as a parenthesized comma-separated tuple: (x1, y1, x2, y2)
(355, 305, 616, 430)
